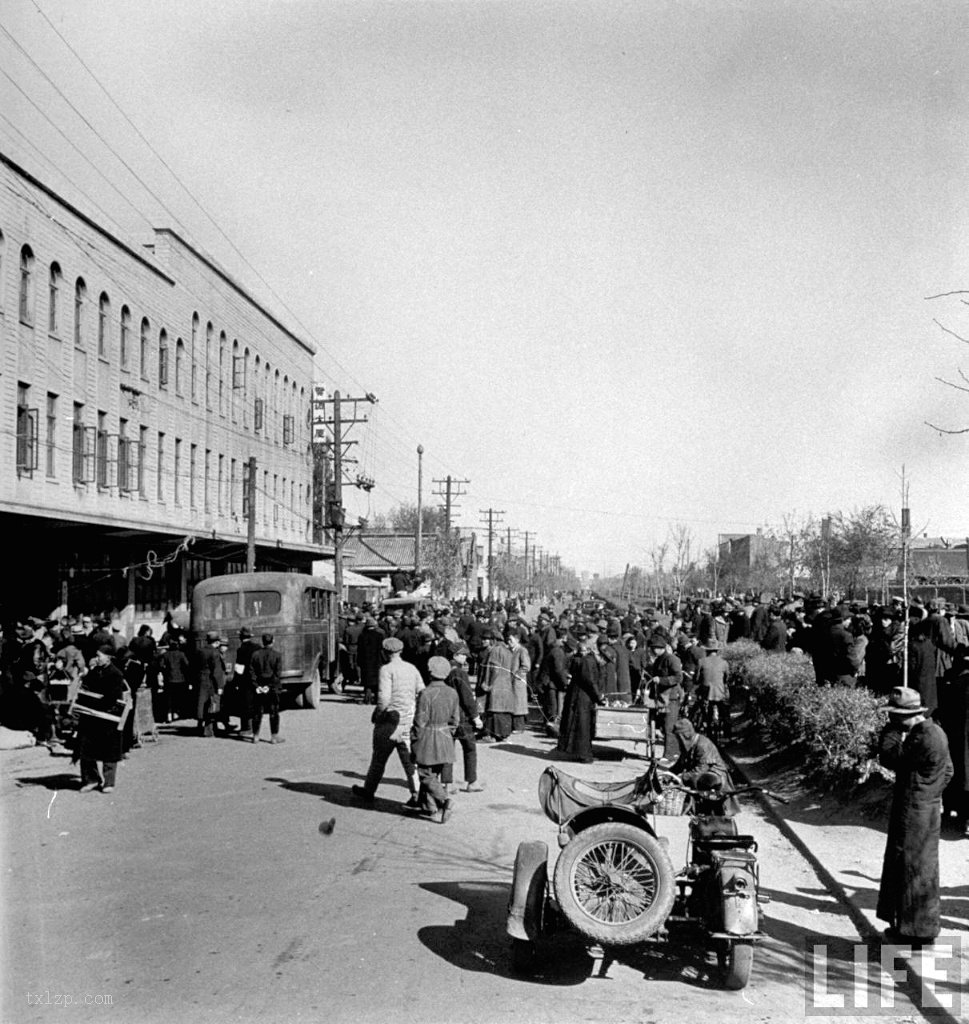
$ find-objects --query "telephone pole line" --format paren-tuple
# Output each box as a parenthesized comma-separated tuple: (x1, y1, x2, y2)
(311, 387, 374, 610)
(521, 530, 535, 591)
(432, 475, 470, 534)
(478, 508, 505, 599)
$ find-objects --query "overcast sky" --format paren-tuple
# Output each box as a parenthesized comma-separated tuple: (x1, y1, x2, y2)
(3, 0, 968, 576)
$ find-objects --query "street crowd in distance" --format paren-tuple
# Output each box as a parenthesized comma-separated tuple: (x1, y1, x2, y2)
(0, 612, 289, 793)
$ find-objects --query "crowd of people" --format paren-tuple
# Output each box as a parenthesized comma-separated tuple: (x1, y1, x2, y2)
(0, 613, 287, 794)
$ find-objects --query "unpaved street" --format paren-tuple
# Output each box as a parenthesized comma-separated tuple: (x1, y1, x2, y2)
(3, 698, 923, 1024)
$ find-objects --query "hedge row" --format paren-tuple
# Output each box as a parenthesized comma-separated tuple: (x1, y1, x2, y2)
(722, 640, 888, 788)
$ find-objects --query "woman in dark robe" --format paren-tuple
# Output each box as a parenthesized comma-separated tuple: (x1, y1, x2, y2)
(877, 685, 954, 944)
(557, 626, 604, 763)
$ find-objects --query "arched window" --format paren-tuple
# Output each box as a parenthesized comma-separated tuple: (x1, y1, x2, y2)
(219, 332, 227, 416)
(19, 245, 35, 324)
(253, 355, 262, 431)
(191, 313, 199, 403)
(274, 369, 281, 444)
(175, 338, 185, 395)
(158, 329, 169, 388)
(243, 348, 250, 428)
(48, 262, 62, 334)
(140, 317, 150, 378)
(74, 278, 86, 348)
(205, 322, 213, 411)
(97, 292, 109, 358)
(120, 305, 131, 369)
(231, 340, 240, 422)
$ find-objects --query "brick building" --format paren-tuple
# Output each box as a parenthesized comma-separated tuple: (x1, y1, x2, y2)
(0, 152, 319, 629)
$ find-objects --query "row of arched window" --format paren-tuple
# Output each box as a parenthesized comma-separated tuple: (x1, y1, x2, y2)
(7, 235, 307, 448)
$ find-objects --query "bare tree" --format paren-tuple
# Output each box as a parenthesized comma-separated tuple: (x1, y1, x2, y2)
(668, 523, 694, 605)
(925, 292, 969, 434)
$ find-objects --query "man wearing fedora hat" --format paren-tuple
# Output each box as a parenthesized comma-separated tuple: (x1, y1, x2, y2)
(876, 686, 953, 946)
(694, 639, 732, 742)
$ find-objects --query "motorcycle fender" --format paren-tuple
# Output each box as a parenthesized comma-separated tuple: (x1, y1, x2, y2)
(716, 855, 758, 936)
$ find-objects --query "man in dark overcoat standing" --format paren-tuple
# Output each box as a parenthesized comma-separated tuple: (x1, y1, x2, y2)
(877, 686, 953, 946)
(356, 615, 386, 705)
(196, 631, 225, 738)
(557, 624, 604, 763)
(76, 645, 127, 793)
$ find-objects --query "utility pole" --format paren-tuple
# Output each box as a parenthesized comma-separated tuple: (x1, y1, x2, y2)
(432, 475, 469, 535)
(416, 445, 424, 573)
(522, 531, 534, 595)
(900, 465, 911, 687)
(245, 456, 257, 572)
(312, 389, 376, 597)
(479, 508, 504, 600)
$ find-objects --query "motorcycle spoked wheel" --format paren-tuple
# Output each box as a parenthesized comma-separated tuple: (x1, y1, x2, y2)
(717, 939, 754, 989)
(553, 822, 676, 946)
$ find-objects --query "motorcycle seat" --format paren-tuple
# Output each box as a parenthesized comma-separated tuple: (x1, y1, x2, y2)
(538, 765, 661, 825)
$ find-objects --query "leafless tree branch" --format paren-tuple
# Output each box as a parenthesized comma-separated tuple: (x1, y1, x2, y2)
(935, 375, 969, 395)
(925, 421, 969, 435)
(933, 318, 969, 345)
(925, 291, 969, 300)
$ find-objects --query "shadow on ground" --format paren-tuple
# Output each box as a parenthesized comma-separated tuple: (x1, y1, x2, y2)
(263, 776, 413, 817)
(14, 772, 81, 791)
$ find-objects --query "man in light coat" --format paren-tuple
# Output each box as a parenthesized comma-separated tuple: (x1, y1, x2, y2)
(353, 637, 423, 807)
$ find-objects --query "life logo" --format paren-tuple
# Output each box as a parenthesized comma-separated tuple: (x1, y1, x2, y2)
(804, 939, 964, 1017)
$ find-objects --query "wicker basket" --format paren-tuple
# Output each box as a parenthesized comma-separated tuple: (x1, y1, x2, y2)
(653, 788, 689, 816)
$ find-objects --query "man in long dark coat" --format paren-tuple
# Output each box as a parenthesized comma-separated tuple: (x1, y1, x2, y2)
(75, 645, 127, 792)
(356, 615, 386, 705)
(941, 645, 969, 834)
(196, 631, 225, 737)
(877, 686, 953, 945)
(557, 625, 604, 763)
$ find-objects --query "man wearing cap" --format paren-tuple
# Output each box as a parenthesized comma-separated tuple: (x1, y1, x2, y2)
(537, 628, 571, 735)
(222, 626, 259, 738)
(557, 624, 605, 763)
(647, 636, 685, 763)
(353, 637, 422, 806)
(249, 633, 284, 743)
(668, 719, 739, 814)
(411, 656, 460, 822)
(477, 627, 516, 743)
(443, 644, 483, 793)
(196, 631, 226, 738)
(877, 686, 953, 946)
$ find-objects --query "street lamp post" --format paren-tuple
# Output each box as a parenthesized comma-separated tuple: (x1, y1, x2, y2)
(415, 445, 424, 576)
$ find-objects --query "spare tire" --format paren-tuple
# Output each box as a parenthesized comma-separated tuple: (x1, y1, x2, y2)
(553, 822, 675, 946)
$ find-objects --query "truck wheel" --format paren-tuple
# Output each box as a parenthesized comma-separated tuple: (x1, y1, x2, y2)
(553, 822, 675, 946)
(718, 941, 754, 990)
(303, 680, 319, 709)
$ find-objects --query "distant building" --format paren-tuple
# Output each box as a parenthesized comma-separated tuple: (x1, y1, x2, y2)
(906, 537, 969, 584)
(718, 530, 783, 570)
(0, 152, 318, 628)
(341, 529, 482, 599)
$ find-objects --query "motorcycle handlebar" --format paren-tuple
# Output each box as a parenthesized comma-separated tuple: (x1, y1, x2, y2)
(664, 782, 790, 805)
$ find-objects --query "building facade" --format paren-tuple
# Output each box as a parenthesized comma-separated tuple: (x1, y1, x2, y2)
(0, 152, 319, 629)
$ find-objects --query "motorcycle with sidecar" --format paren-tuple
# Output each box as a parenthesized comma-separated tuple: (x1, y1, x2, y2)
(506, 762, 784, 989)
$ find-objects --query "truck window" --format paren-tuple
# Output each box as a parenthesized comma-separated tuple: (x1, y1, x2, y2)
(242, 590, 282, 617)
(303, 587, 328, 619)
(201, 592, 238, 620)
